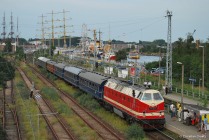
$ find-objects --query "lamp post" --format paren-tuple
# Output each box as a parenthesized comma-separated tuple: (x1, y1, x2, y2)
(199, 79, 202, 98)
(199, 45, 204, 98)
(158, 46, 161, 89)
(177, 62, 184, 122)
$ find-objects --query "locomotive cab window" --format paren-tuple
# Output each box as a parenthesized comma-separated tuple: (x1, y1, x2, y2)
(142, 93, 152, 101)
(153, 92, 163, 100)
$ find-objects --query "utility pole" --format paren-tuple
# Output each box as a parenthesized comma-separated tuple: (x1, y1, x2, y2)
(39, 14, 47, 46)
(98, 29, 102, 49)
(165, 10, 172, 92)
(46, 10, 72, 48)
(10, 12, 14, 39)
(63, 9, 68, 48)
(158, 47, 161, 89)
(51, 11, 54, 47)
(1, 12, 6, 42)
(93, 29, 97, 70)
(16, 17, 19, 47)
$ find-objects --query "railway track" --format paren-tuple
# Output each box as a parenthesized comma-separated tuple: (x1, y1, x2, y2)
(17, 67, 76, 140)
(146, 130, 175, 140)
(28, 64, 124, 140)
(3, 80, 22, 140)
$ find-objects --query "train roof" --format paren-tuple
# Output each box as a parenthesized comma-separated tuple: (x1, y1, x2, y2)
(130, 85, 146, 91)
(64, 66, 83, 75)
(38, 57, 50, 62)
(47, 60, 57, 65)
(54, 63, 66, 69)
(79, 71, 109, 85)
(108, 79, 146, 90)
(107, 78, 121, 84)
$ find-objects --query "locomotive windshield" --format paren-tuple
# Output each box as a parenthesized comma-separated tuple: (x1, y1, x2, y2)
(141, 92, 163, 101)
(153, 92, 163, 100)
(141, 93, 152, 100)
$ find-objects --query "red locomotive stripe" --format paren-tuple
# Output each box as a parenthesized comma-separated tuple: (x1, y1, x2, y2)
(104, 96, 164, 117)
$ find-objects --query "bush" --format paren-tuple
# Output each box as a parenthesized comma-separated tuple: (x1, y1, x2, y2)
(126, 123, 144, 140)
(77, 94, 100, 111)
(72, 91, 84, 99)
(0, 125, 7, 139)
(41, 87, 59, 101)
(57, 103, 72, 115)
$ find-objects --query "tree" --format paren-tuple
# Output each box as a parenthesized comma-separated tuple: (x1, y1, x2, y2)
(4, 39, 13, 52)
(15, 47, 25, 60)
(115, 49, 127, 62)
(153, 39, 166, 46)
(0, 57, 15, 87)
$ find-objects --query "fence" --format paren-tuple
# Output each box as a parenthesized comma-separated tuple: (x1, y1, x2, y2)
(139, 78, 209, 100)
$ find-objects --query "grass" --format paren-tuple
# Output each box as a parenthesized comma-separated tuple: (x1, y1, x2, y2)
(41, 87, 59, 101)
(51, 75, 140, 138)
(22, 64, 100, 139)
(31, 62, 151, 139)
(15, 71, 49, 139)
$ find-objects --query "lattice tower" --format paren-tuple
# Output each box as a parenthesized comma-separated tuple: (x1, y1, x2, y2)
(165, 10, 173, 91)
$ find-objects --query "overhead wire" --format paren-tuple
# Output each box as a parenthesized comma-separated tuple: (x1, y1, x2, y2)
(114, 17, 166, 39)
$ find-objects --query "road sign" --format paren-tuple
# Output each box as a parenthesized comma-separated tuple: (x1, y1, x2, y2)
(189, 78, 196, 82)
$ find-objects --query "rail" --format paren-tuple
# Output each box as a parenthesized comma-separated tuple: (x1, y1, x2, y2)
(30, 64, 124, 140)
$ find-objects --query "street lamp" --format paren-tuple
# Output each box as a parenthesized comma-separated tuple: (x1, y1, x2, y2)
(199, 45, 204, 98)
(158, 47, 161, 89)
(199, 79, 202, 98)
(177, 61, 184, 122)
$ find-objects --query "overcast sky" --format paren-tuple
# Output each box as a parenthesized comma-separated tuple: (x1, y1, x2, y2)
(0, 0, 209, 42)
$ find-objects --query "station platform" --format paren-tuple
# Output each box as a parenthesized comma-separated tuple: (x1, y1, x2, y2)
(162, 92, 209, 109)
(165, 113, 208, 139)
(162, 92, 209, 139)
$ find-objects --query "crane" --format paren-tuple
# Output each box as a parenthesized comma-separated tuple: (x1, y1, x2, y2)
(187, 29, 196, 43)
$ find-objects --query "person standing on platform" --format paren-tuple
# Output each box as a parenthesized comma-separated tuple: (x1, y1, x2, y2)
(197, 113, 202, 132)
(177, 104, 182, 121)
(176, 102, 180, 110)
(165, 85, 168, 95)
(203, 114, 208, 136)
(170, 103, 174, 118)
(172, 106, 176, 120)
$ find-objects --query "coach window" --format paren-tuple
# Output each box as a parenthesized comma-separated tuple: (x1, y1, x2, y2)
(95, 84, 98, 90)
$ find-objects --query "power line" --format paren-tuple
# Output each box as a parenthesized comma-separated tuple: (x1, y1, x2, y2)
(113, 17, 166, 39)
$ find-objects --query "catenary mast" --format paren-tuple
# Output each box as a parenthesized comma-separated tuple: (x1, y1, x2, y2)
(1, 12, 6, 41)
(165, 10, 172, 91)
(10, 12, 14, 39)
